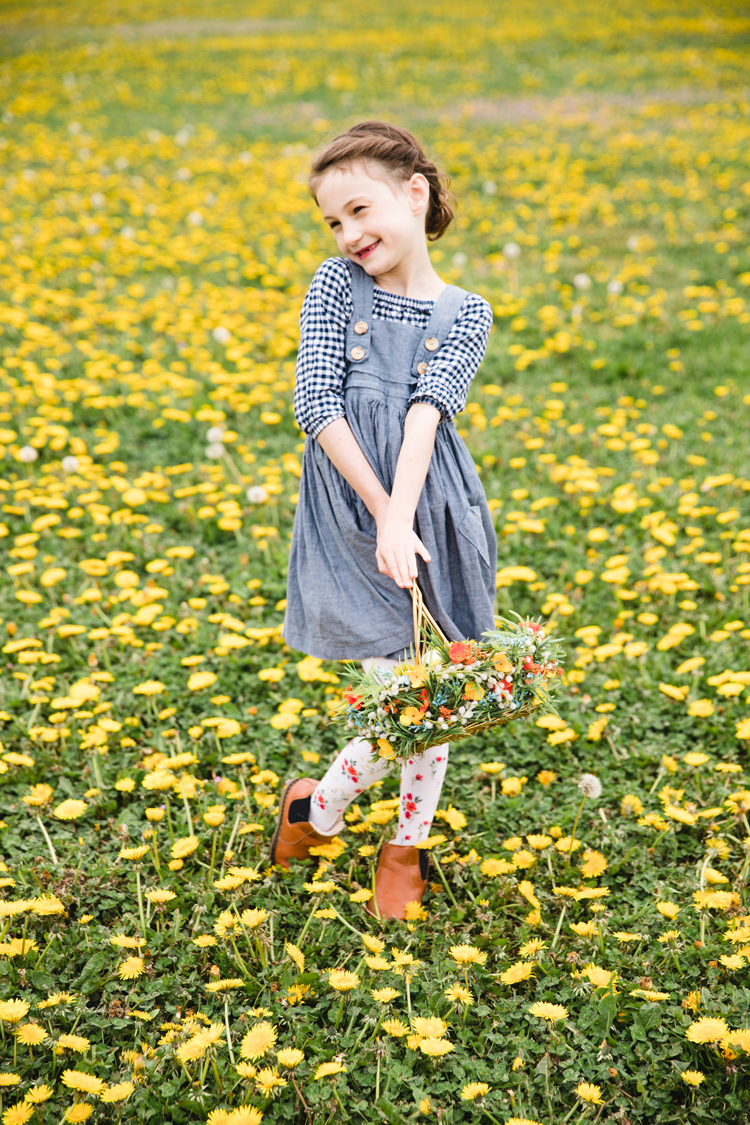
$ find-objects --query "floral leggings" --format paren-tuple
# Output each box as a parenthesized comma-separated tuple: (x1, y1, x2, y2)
(308, 657, 449, 846)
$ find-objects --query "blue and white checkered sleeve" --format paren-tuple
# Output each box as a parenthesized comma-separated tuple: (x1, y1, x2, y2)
(408, 293, 493, 421)
(293, 258, 353, 439)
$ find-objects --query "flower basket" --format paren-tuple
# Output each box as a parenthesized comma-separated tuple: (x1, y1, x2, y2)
(334, 582, 566, 764)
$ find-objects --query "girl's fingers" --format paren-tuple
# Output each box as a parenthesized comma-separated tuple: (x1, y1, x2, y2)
(414, 537, 432, 564)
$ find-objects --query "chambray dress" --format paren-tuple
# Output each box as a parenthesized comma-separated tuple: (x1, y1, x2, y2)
(283, 258, 497, 660)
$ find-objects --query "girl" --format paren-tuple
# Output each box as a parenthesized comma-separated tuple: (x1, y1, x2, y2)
(272, 120, 497, 919)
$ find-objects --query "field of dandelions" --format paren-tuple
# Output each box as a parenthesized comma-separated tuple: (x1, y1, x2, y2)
(0, 2, 749, 1123)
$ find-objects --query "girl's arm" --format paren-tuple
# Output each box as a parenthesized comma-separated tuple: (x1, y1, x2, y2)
(316, 417, 391, 523)
(317, 404, 439, 589)
(375, 402, 440, 589)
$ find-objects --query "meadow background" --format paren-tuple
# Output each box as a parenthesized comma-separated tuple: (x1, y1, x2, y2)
(0, 1, 749, 1122)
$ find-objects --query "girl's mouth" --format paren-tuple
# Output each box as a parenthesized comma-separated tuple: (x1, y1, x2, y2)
(354, 240, 380, 260)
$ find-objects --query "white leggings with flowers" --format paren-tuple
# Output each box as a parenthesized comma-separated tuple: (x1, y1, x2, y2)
(308, 657, 449, 846)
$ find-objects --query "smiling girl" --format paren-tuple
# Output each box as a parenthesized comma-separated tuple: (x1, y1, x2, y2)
(273, 120, 496, 918)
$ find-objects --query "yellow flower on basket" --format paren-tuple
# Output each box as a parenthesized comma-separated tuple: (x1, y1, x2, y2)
(463, 682, 485, 702)
(406, 663, 428, 687)
(399, 706, 424, 726)
(493, 652, 512, 674)
(376, 738, 396, 759)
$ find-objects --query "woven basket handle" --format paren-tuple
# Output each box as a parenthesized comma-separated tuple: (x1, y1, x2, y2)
(411, 581, 448, 662)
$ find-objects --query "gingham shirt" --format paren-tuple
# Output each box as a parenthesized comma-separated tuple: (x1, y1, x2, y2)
(294, 257, 493, 439)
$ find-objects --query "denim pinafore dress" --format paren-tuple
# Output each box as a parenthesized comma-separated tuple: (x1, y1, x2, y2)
(283, 260, 497, 661)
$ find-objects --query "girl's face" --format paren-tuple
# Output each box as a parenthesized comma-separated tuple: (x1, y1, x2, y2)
(316, 161, 430, 275)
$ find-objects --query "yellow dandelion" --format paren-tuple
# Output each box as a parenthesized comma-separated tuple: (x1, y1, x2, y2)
(577, 1082, 604, 1104)
(412, 1017, 448, 1039)
(276, 1048, 304, 1068)
(100, 1082, 135, 1103)
(205, 978, 244, 993)
(329, 970, 359, 992)
(4, 1103, 34, 1125)
(314, 1061, 346, 1079)
(0, 1001, 29, 1024)
(57, 1033, 90, 1053)
(500, 961, 535, 985)
(449, 944, 487, 967)
(444, 983, 473, 1005)
(686, 1016, 730, 1043)
(255, 1066, 286, 1094)
(680, 1070, 705, 1086)
(61, 1069, 106, 1095)
(22, 1084, 53, 1104)
(118, 957, 144, 980)
(240, 1022, 277, 1061)
(13, 1023, 46, 1047)
(53, 800, 88, 820)
(240, 909, 268, 930)
(381, 1018, 409, 1038)
(64, 1107, 94, 1124)
(419, 1038, 454, 1057)
(371, 988, 400, 1003)
(460, 1082, 491, 1101)
(528, 1001, 568, 1022)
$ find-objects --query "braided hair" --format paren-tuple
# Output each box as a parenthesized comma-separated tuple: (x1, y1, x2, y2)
(309, 120, 455, 241)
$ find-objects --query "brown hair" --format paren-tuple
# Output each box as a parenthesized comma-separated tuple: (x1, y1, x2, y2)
(309, 120, 455, 241)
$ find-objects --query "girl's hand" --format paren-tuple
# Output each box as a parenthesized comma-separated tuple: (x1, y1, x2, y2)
(376, 515, 431, 588)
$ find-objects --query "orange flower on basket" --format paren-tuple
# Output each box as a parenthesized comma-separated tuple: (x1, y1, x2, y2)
(449, 641, 473, 664)
(344, 688, 363, 710)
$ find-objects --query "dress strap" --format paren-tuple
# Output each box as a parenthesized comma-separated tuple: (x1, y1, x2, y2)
(410, 284, 469, 379)
(345, 259, 374, 366)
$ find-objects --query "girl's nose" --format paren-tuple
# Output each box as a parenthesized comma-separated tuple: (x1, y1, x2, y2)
(342, 222, 363, 248)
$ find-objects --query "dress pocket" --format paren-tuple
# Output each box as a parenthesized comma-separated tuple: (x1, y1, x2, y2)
(457, 504, 491, 567)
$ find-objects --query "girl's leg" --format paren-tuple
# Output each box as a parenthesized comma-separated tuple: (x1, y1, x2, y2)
(392, 743, 449, 846)
(307, 735, 393, 835)
(307, 656, 399, 836)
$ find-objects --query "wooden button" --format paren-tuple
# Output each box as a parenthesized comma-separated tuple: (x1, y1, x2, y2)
(350, 345, 365, 361)
(424, 337, 439, 351)
(417, 361, 429, 375)
(354, 320, 368, 335)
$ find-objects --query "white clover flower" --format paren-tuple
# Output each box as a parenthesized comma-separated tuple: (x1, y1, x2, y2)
(502, 242, 521, 261)
(187, 210, 203, 227)
(573, 273, 591, 290)
(18, 445, 38, 463)
(212, 326, 231, 345)
(61, 455, 79, 473)
(578, 773, 603, 800)
(482, 180, 497, 194)
(452, 252, 468, 267)
(205, 442, 225, 459)
(607, 278, 624, 295)
(206, 426, 224, 443)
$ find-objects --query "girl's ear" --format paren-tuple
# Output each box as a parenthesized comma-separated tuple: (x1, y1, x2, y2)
(408, 172, 431, 217)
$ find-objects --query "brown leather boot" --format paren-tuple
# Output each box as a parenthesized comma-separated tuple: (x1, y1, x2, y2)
(270, 777, 336, 869)
(365, 843, 430, 921)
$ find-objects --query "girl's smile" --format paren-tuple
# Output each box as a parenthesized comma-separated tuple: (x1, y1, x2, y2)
(354, 239, 380, 260)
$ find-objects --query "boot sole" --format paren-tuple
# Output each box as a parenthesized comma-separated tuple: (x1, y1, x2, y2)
(269, 776, 299, 866)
